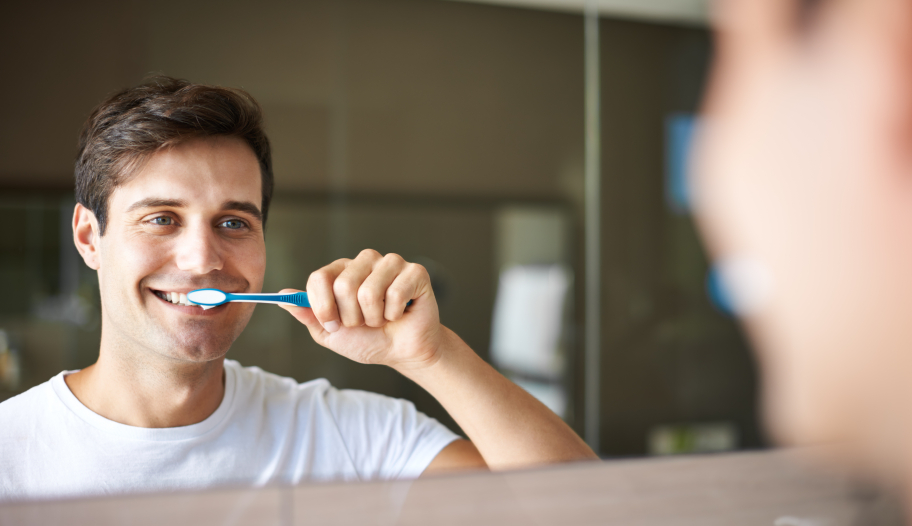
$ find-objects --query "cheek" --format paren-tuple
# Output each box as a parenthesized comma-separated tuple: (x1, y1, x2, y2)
(99, 234, 170, 288)
(696, 148, 868, 444)
(231, 240, 266, 288)
(736, 175, 912, 452)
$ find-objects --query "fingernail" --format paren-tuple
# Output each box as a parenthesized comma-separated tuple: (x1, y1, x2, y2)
(324, 320, 340, 333)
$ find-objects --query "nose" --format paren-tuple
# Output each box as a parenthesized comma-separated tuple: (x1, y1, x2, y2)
(173, 220, 224, 275)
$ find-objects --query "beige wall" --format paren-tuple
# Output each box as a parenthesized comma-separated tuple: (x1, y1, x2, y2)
(0, 0, 584, 200)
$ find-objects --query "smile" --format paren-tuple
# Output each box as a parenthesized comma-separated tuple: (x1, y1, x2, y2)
(153, 290, 197, 306)
(149, 289, 230, 315)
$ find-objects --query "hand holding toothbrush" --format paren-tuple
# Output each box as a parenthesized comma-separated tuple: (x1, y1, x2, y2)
(277, 249, 445, 371)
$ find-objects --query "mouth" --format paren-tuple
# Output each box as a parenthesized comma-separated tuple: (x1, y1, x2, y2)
(153, 290, 195, 306)
(149, 288, 225, 314)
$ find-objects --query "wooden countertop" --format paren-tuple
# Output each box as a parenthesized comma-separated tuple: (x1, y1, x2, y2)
(0, 449, 902, 525)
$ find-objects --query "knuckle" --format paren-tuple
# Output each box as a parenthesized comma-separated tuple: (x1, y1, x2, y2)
(357, 286, 381, 307)
(384, 252, 405, 265)
(386, 284, 405, 301)
(333, 278, 355, 296)
(406, 262, 427, 277)
(359, 248, 381, 260)
(308, 270, 332, 288)
(387, 285, 407, 303)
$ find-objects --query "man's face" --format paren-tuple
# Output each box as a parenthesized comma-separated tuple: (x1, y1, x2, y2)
(694, 0, 912, 473)
(94, 136, 265, 363)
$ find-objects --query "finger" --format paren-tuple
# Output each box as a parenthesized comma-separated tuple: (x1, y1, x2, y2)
(277, 288, 327, 339)
(359, 253, 407, 327)
(384, 262, 429, 322)
(334, 249, 383, 328)
(307, 258, 349, 333)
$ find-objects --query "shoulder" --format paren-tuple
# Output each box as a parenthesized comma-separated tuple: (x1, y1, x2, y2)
(322, 386, 417, 417)
(0, 376, 57, 416)
(221, 361, 457, 480)
(319, 387, 459, 480)
(0, 376, 60, 437)
(319, 386, 441, 443)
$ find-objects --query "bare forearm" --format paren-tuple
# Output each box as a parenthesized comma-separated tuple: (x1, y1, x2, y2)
(291, 251, 596, 470)
(395, 326, 597, 470)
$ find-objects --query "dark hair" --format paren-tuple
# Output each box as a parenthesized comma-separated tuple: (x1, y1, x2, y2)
(74, 76, 273, 235)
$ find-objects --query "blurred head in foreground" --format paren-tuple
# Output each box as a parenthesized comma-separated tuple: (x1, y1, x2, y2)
(695, 0, 912, 485)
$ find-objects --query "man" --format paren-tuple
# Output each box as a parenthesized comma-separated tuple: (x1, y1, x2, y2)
(0, 77, 595, 501)
(696, 0, 912, 509)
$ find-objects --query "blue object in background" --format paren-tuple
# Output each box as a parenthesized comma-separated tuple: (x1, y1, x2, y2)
(706, 265, 735, 317)
(665, 114, 698, 214)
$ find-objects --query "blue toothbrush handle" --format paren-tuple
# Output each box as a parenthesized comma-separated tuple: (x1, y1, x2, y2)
(280, 292, 311, 308)
(224, 292, 412, 309)
(225, 292, 311, 307)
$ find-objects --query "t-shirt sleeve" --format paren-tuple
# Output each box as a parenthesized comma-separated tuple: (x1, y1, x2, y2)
(322, 387, 460, 480)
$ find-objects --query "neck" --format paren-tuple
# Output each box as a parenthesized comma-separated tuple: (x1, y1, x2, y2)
(66, 331, 226, 428)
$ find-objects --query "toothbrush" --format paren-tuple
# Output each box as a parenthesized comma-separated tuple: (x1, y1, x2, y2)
(187, 289, 310, 310)
(185, 288, 413, 310)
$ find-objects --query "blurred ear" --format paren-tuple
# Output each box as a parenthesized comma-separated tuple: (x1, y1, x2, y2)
(73, 203, 100, 270)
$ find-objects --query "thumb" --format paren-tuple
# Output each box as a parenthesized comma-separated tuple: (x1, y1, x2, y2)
(277, 288, 327, 340)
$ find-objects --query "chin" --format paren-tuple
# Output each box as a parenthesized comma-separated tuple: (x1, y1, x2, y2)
(160, 330, 238, 363)
(762, 396, 815, 447)
(154, 307, 254, 363)
(761, 366, 850, 450)
(164, 345, 228, 364)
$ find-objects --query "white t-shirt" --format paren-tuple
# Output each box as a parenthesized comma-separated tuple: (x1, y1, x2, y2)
(0, 359, 459, 502)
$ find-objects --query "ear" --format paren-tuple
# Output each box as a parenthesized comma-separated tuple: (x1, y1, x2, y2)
(73, 203, 101, 270)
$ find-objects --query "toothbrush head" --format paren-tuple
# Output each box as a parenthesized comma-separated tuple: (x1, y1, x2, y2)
(187, 289, 229, 309)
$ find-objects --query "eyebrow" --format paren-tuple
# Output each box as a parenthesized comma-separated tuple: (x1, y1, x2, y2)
(125, 197, 262, 223)
(221, 200, 263, 223)
(125, 198, 186, 212)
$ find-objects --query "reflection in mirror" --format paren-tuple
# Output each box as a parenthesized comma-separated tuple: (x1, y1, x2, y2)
(0, 0, 793, 519)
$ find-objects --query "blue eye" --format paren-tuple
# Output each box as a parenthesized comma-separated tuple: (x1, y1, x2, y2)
(221, 219, 246, 230)
(151, 216, 172, 226)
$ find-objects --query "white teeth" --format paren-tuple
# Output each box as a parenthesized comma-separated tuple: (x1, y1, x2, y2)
(156, 291, 199, 307)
